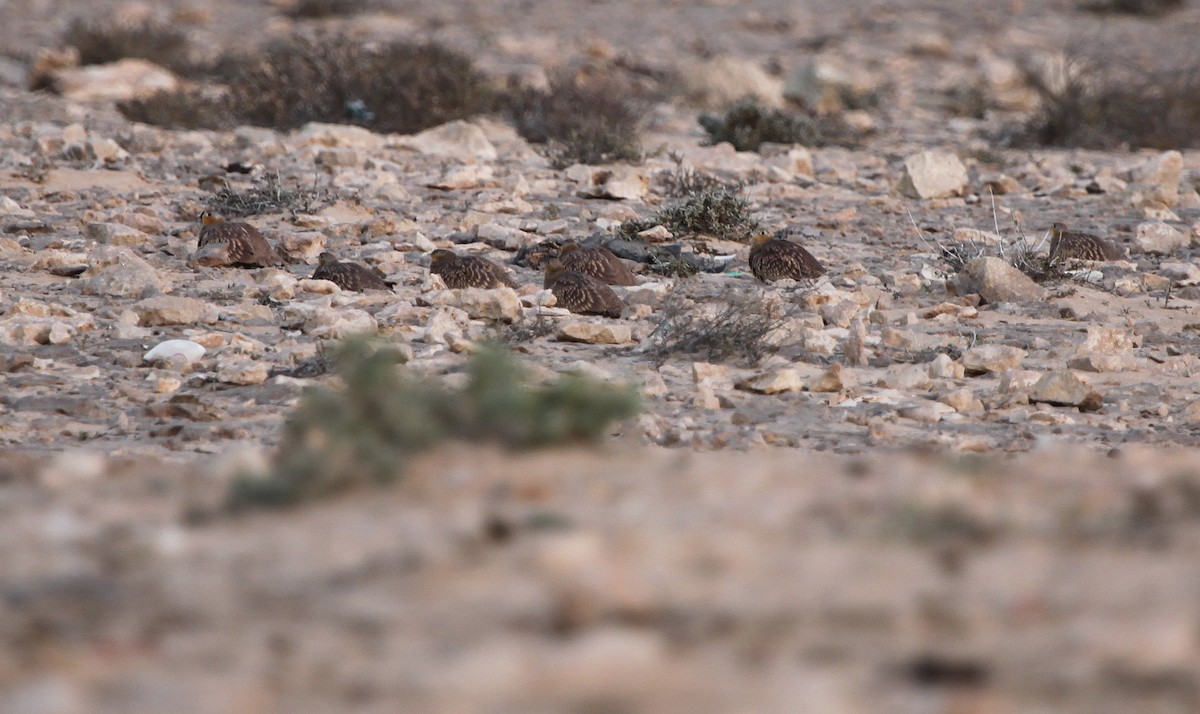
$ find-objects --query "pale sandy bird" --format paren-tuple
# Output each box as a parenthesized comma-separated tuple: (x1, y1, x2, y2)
(429, 249, 517, 289)
(1049, 222, 1124, 263)
(312, 252, 392, 291)
(190, 212, 281, 268)
(748, 233, 825, 282)
(544, 258, 625, 318)
(559, 242, 640, 286)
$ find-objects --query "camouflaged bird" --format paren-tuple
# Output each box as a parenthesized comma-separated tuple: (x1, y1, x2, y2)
(1049, 222, 1124, 263)
(748, 233, 825, 282)
(190, 212, 282, 268)
(312, 252, 392, 291)
(544, 259, 626, 318)
(558, 242, 640, 286)
(429, 249, 517, 289)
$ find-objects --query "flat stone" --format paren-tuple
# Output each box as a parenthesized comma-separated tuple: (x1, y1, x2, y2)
(962, 344, 1027, 375)
(398, 120, 498, 161)
(558, 321, 633, 344)
(1135, 222, 1187, 255)
(897, 150, 968, 199)
(736, 369, 805, 394)
(132, 296, 219, 326)
(1029, 370, 1092, 407)
(953, 256, 1047, 304)
(449, 287, 522, 323)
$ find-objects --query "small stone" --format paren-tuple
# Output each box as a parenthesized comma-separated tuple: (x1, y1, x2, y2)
(898, 400, 956, 423)
(298, 278, 341, 294)
(1066, 354, 1139, 373)
(897, 150, 968, 199)
(928, 353, 965, 379)
(398, 120, 498, 161)
(952, 256, 1047, 304)
(1135, 222, 1187, 255)
(939, 387, 983, 413)
(304, 307, 377, 339)
(962, 344, 1027, 375)
(132, 296, 219, 326)
(692, 362, 728, 387)
(1129, 150, 1183, 208)
(278, 231, 327, 262)
(51, 58, 178, 101)
(1029, 370, 1092, 407)
(86, 221, 152, 247)
(819, 300, 860, 328)
(144, 339, 206, 366)
(216, 358, 269, 385)
(579, 167, 649, 199)
(558, 321, 634, 344)
(736, 369, 805, 394)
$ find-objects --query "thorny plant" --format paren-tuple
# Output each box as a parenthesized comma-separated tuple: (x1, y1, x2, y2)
(206, 170, 332, 218)
(643, 284, 796, 366)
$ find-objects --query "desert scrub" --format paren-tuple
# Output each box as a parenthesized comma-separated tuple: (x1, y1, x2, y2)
(644, 285, 793, 365)
(1017, 51, 1200, 149)
(503, 72, 645, 168)
(699, 97, 822, 152)
(120, 35, 494, 133)
(1080, 0, 1184, 15)
(657, 153, 738, 197)
(205, 171, 331, 218)
(282, 0, 373, 18)
(652, 186, 758, 241)
(228, 339, 639, 509)
(117, 87, 235, 131)
(62, 16, 201, 75)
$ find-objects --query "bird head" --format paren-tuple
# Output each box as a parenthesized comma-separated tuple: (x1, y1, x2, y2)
(200, 211, 225, 226)
(750, 233, 774, 246)
(430, 249, 456, 264)
(1050, 222, 1067, 238)
(317, 252, 337, 265)
(559, 242, 581, 255)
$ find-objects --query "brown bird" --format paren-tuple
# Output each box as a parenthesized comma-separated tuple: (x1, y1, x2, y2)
(748, 233, 825, 282)
(190, 212, 281, 268)
(544, 259, 626, 318)
(1049, 222, 1124, 263)
(429, 249, 517, 289)
(559, 242, 640, 286)
(312, 252, 392, 291)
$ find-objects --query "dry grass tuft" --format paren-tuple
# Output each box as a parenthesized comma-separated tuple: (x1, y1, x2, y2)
(699, 97, 823, 151)
(63, 17, 200, 75)
(644, 285, 794, 365)
(205, 171, 332, 218)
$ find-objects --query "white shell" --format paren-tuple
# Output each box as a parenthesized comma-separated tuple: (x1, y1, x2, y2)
(143, 339, 206, 365)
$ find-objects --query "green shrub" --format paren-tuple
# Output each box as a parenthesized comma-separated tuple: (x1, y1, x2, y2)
(652, 187, 758, 241)
(699, 98, 821, 152)
(228, 339, 640, 509)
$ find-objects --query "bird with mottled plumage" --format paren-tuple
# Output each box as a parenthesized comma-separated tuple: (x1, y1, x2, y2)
(429, 249, 517, 289)
(190, 212, 281, 268)
(559, 242, 640, 286)
(544, 259, 626, 318)
(748, 233, 825, 282)
(312, 252, 392, 291)
(1049, 222, 1124, 263)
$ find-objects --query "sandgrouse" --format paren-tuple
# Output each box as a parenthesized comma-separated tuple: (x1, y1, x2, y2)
(1048, 222, 1124, 263)
(429, 249, 517, 289)
(544, 259, 625, 318)
(190, 212, 281, 268)
(558, 242, 640, 286)
(312, 252, 392, 291)
(748, 233, 825, 282)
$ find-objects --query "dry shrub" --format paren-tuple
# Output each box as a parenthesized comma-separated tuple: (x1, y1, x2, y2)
(1080, 0, 1184, 15)
(1018, 51, 1200, 149)
(657, 153, 737, 197)
(644, 285, 793, 365)
(118, 87, 234, 130)
(120, 35, 494, 134)
(63, 17, 199, 75)
(503, 73, 645, 168)
(206, 171, 332, 217)
(283, 0, 373, 18)
(651, 186, 758, 241)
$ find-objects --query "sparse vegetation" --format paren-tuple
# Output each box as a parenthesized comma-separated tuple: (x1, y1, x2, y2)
(118, 87, 234, 130)
(63, 17, 200, 75)
(651, 186, 758, 241)
(1080, 0, 1184, 15)
(283, 0, 373, 18)
(119, 35, 494, 134)
(699, 97, 822, 152)
(644, 285, 793, 365)
(1017, 51, 1200, 150)
(503, 73, 645, 168)
(228, 339, 639, 509)
(206, 171, 332, 218)
(658, 153, 738, 197)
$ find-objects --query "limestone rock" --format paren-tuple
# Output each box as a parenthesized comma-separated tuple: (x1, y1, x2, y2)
(216, 358, 269, 386)
(558, 321, 634, 345)
(897, 150, 968, 199)
(293, 122, 384, 149)
(143, 339, 206, 366)
(679, 55, 783, 108)
(736, 369, 805, 394)
(303, 307, 377, 339)
(810, 363, 856, 392)
(132, 296, 218, 326)
(898, 399, 956, 423)
(86, 221, 151, 247)
(51, 58, 178, 101)
(962, 344, 1027, 375)
(398, 120, 498, 161)
(1129, 150, 1183, 208)
(953, 257, 1047, 304)
(1029, 370, 1093, 407)
(449, 287, 523, 323)
(1135, 222, 1187, 255)
(81, 247, 166, 297)
(579, 167, 649, 199)
(278, 231, 327, 262)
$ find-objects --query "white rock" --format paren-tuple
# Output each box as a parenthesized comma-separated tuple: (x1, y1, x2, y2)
(51, 58, 178, 101)
(303, 307, 378, 339)
(132, 296, 219, 326)
(962, 344, 1027, 374)
(558, 321, 634, 344)
(1135, 222, 1187, 255)
(293, 122, 385, 149)
(216, 358, 270, 386)
(736, 369, 806, 394)
(679, 55, 783, 108)
(449, 287, 522, 322)
(143, 339, 207, 365)
(897, 150, 968, 199)
(579, 167, 649, 199)
(397, 120, 498, 161)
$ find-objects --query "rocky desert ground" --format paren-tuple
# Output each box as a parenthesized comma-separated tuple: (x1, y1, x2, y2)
(2, 0, 1200, 711)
